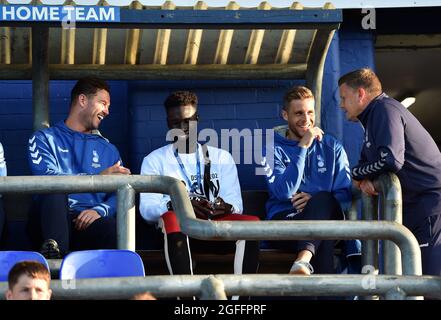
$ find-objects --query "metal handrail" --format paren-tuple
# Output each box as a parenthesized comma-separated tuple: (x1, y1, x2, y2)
(0, 175, 421, 277)
(0, 174, 424, 299)
(1, 274, 439, 300)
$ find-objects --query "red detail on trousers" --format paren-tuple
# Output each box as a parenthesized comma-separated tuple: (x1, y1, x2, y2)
(161, 211, 260, 234)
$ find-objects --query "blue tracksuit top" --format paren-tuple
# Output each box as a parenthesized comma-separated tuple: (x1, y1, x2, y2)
(352, 93, 441, 217)
(263, 125, 352, 220)
(27, 121, 121, 217)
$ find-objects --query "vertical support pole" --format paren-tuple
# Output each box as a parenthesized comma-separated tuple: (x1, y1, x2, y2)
(117, 184, 136, 251)
(305, 2, 336, 128)
(376, 173, 403, 276)
(348, 187, 361, 221)
(32, 26, 50, 131)
(361, 193, 379, 300)
(0, 27, 11, 64)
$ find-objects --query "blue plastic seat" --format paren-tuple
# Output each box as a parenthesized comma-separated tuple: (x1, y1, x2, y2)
(59, 249, 145, 280)
(0, 251, 50, 281)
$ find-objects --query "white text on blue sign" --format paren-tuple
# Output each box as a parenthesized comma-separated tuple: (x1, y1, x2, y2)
(0, 5, 120, 22)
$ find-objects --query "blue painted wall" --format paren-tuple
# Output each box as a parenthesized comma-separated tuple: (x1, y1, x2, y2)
(338, 30, 376, 168)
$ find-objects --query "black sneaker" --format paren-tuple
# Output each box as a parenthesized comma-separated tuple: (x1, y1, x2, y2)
(40, 239, 62, 259)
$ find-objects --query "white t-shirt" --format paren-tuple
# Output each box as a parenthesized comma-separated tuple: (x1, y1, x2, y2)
(139, 143, 243, 222)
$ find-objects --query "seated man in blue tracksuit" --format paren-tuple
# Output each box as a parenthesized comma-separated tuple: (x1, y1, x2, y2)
(27, 77, 131, 258)
(262, 86, 359, 275)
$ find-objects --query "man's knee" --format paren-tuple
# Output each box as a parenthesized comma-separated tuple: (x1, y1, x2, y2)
(161, 211, 182, 234)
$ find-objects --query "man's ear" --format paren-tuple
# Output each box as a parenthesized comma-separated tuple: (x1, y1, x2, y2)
(78, 94, 88, 108)
(357, 87, 367, 103)
(282, 109, 288, 121)
(5, 289, 12, 300)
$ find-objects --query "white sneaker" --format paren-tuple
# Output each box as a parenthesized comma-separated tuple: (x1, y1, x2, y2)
(289, 260, 314, 275)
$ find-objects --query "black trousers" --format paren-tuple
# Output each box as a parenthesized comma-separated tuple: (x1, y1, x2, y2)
(27, 193, 116, 254)
(405, 213, 441, 277)
(269, 191, 343, 274)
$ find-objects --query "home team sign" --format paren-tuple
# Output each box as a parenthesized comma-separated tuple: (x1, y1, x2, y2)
(0, 5, 120, 22)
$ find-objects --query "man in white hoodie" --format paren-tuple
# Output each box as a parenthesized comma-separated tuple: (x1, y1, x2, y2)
(139, 91, 260, 279)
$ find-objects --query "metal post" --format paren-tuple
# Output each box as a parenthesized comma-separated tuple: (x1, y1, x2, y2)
(361, 193, 379, 277)
(200, 276, 228, 300)
(375, 173, 403, 275)
(117, 184, 136, 251)
(32, 26, 50, 130)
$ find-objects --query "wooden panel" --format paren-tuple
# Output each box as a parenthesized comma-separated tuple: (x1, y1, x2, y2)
(124, 0, 143, 65)
(244, 2, 272, 65)
(92, 0, 109, 64)
(183, 1, 207, 65)
(153, 1, 176, 65)
(213, 1, 240, 64)
(275, 2, 303, 64)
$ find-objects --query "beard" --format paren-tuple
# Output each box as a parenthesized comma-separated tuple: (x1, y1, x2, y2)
(288, 125, 309, 141)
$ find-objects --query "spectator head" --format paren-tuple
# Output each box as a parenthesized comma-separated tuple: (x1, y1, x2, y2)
(338, 68, 383, 121)
(164, 91, 199, 147)
(282, 86, 316, 141)
(130, 292, 157, 300)
(6, 261, 52, 300)
(67, 77, 111, 133)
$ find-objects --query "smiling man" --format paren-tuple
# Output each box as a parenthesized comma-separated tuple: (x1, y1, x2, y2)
(27, 77, 130, 258)
(262, 86, 355, 276)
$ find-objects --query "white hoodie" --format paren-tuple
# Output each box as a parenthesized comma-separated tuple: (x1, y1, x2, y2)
(139, 143, 243, 222)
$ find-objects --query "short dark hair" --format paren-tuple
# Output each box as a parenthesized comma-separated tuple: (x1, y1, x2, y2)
(283, 86, 314, 110)
(8, 261, 51, 290)
(164, 91, 198, 112)
(338, 68, 382, 95)
(71, 77, 110, 106)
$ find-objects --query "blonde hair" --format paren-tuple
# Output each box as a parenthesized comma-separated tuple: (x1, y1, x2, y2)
(283, 86, 314, 110)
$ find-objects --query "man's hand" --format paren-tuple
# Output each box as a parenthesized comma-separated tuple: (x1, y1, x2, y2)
(191, 197, 214, 219)
(212, 197, 233, 217)
(291, 192, 312, 212)
(359, 179, 378, 196)
(73, 209, 101, 231)
(352, 179, 362, 189)
(100, 161, 131, 175)
(298, 127, 324, 148)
